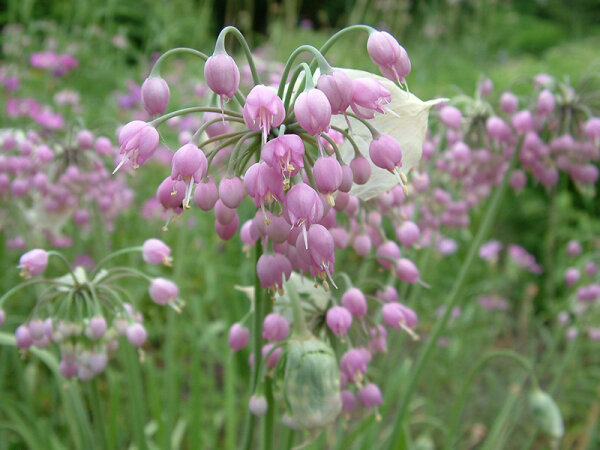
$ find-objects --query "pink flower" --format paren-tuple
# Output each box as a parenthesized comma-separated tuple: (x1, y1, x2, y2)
(19, 249, 49, 277)
(115, 121, 160, 171)
(243, 85, 285, 143)
(367, 31, 411, 82)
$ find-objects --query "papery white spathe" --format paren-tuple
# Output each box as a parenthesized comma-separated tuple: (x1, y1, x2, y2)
(331, 69, 446, 200)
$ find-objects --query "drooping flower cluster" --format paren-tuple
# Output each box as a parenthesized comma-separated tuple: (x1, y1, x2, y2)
(116, 25, 438, 428)
(0, 239, 182, 381)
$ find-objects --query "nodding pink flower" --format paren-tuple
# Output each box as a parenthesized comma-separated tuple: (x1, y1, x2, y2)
(350, 78, 391, 119)
(565, 268, 580, 286)
(261, 343, 283, 368)
(141, 76, 170, 115)
(326, 306, 353, 335)
(341, 390, 356, 413)
(215, 213, 239, 240)
(76, 130, 94, 149)
(566, 240, 582, 257)
(126, 323, 147, 347)
(500, 92, 518, 114)
(376, 241, 401, 269)
(19, 249, 49, 277)
(486, 117, 511, 141)
(294, 88, 332, 137)
(261, 134, 305, 183)
(256, 254, 292, 293)
(219, 176, 245, 209)
(382, 302, 418, 331)
(202, 112, 229, 138)
(339, 165, 354, 192)
(350, 157, 371, 185)
(170, 143, 207, 207)
(149, 278, 179, 306)
(228, 323, 250, 351)
(244, 162, 284, 208)
(536, 89, 555, 115)
(263, 313, 290, 341)
(313, 157, 343, 203)
(88, 317, 107, 339)
(317, 70, 354, 114)
(440, 106, 462, 129)
(395, 258, 419, 283)
(353, 234, 372, 257)
(377, 285, 398, 302)
(479, 240, 503, 261)
(157, 177, 186, 212)
(357, 383, 383, 409)
(142, 239, 172, 266)
(369, 134, 403, 176)
(285, 183, 324, 245)
(342, 288, 367, 317)
(512, 110, 533, 134)
(584, 117, 600, 141)
(249, 395, 268, 416)
(367, 31, 411, 82)
(243, 85, 285, 143)
(330, 227, 350, 249)
(60, 359, 78, 378)
(28, 320, 45, 340)
(204, 53, 240, 104)
(15, 325, 33, 349)
(340, 347, 371, 382)
(115, 120, 159, 172)
(215, 199, 236, 224)
(396, 221, 420, 248)
(265, 213, 290, 243)
(194, 178, 219, 211)
(585, 261, 598, 277)
(296, 224, 336, 284)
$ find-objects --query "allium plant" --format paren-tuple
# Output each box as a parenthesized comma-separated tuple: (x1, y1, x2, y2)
(0, 239, 181, 381)
(114, 25, 441, 445)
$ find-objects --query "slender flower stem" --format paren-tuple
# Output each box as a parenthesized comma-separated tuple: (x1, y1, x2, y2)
(90, 247, 142, 277)
(331, 125, 362, 157)
(346, 112, 380, 137)
(264, 376, 275, 450)
(310, 24, 375, 72)
(149, 47, 208, 77)
(216, 26, 261, 85)
(150, 106, 243, 128)
(445, 350, 538, 450)
(386, 139, 521, 449)
(318, 131, 344, 163)
(87, 381, 108, 450)
(47, 251, 79, 285)
(283, 64, 307, 114)
(277, 45, 332, 99)
(242, 240, 264, 450)
(190, 117, 246, 144)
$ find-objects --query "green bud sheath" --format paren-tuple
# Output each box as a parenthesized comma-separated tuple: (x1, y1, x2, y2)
(529, 389, 564, 440)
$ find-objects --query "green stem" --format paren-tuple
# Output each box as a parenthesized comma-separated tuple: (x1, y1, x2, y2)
(310, 24, 375, 72)
(150, 106, 243, 128)
(242, 240, 264, 450)
(283, 64, 306, 114)
(216, 26, 261, 85)
(122, 344, 148, 450)
(277, 45, 332, 99)
(149, 47, 208, 77)
(47, 251, 79, 285)
(263, 376, 275, 450)
(90, 246, 142, 277)
(285, 281, 310, 337)
(87, 381, 108, 450)
(319, 131, 344, 163)
(346, 112, 380, 137)
(445, 351, 538, 450)
(386, 140, 521, 449)
(330, 125, 362, 157)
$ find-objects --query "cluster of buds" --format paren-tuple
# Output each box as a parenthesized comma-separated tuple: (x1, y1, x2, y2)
(0, 128, 133, 249)
(116, 25, 439, 430)
(0, 239, 182, 381)
(558, 239, 600, 341)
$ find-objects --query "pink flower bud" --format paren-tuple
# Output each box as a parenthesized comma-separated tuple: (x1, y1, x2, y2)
(565, 268, 580, 286)
(243, 85, 285, 143)
(60, 359, 78, 378)
(76, 130, 94, 149)
(500, 92, 518, 114)
(317, 70, 354, 114)
(369, 134, 402, 172)
(353, 234, 372, 257)
(294, 88, 332, 136)
(141, 76, 170, 115)
(396, 221, 420, 247)
(89, 316, 107, 339)
(19, 249, 48, 277)
(204, 54, 240, 100)
(149, 278, 178, 305)
(228, 323, 250, 351)
(215, 213, 239, 240)
(510, 170, 527, 191)
(341, 390, 356, 412)
(142, 239, 172, 266)
(326, 306, 353, 334)
(567, 240, 582, 257)
(357, 383, 383, 408)
(342, 288, 367, 317)
(512, 110, 533, 134)
(377, 285, 398, 302)
(285, 183, 324, 229)
(15, 324, 33, 348)
(376, 241, 401, 269)
(219, 176, 244, 209)
(157, 177, 185, 211)
(367, 31, 411, 82)
(340, 347, 371, 381)
(536, 89, 555, 115)
(257, 254, 292, 291)
(395, 258, 419, 283)
(126, 323, 147, 347)
(440, 106, 462, 129)
(313, 157, 342, 195)
(261, 134, 305, 179)
(216, 199, 237, 224)
(585, 261, 598, 277)
(296, 224, 336, 281)
(584, 117, 600, 141)
(171, 143, 207, 183)
(339, 165, 354, 192)
(262, 313, 290, 341)
(261, 343, 283, 368)
(116, 121, 159, 170)
(194, 178, 219, 211)
(202, 112, 229, 138)
(249, 395, 268, 416)
(244, 162, 284, 207)
(350, 157, 371, 185)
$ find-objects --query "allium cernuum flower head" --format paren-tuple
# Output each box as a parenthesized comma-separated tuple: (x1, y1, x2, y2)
(116, 120, 159, 171)
(142, 238, 172, 266)
(367, 31, 411, 83)
(19, 249, 49, 277)
(243, 85, 285, 143)
(141, 76, 170, 115)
